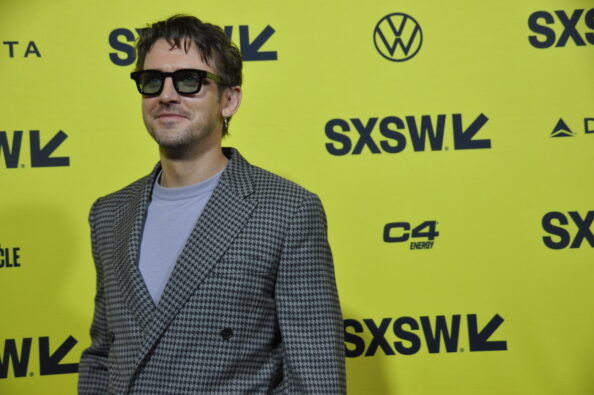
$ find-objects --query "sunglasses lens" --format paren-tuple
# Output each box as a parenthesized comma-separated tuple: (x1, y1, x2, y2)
(174, 70, 202, 93)
(137, 71, 163, 95)
(132, 70, 208, 95)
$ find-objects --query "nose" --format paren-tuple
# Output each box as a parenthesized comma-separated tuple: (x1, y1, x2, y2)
(159, 76, 180, 103)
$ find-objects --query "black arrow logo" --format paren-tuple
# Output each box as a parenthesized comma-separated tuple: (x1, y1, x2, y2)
(39, 336, 78, 375)
(238, 25, 278, 61)
(453, 113, 491, 150)
(29, 130, 70, 168)
(468, 314, 507, 351)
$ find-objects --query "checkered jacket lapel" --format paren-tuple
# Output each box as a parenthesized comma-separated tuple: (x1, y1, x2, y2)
(128, 148, 258, 376)
(112, 168, 158, 335)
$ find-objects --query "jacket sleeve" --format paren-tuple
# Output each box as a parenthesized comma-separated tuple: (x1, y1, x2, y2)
(78, 200, 110, 394)
(275, 193, 346, 393)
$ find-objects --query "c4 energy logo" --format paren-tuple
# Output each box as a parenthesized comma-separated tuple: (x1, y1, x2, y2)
(373, 13, 422, 61)
(0, 130, 69, 169)
(325, 113, 491, 156)
(384, 221, 439, 250)
(0, 244, 21, 269)
(1, 41, 41, 58)
(542, 211, 594, 249)
(528, 9, 594, 48)
(109, 25, 277, 66)
(344, 314, 507, 357)
(0, 336, 78, 379)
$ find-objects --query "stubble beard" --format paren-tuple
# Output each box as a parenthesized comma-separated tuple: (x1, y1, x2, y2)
(146, 118, 217, 159)
(149, 122, 193, 150)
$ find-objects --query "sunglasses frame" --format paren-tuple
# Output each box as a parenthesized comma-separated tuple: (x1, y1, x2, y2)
(130, 69, 226, 96)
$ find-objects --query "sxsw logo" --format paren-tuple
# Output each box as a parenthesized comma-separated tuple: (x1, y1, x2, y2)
(1, 41, 41, 58)
(384, 221, 439, 250)
(109, 25, 277, 66)
(345, 314, 507, 357)
(542, 211, 594, 250)
(0, 130, 69, 169)
(528, 9, 594, 48)
(325, 113, 491, 156)
(550, 118, 594, 138)
(0, 336, 78, 379)
(373, 13, 422, 61)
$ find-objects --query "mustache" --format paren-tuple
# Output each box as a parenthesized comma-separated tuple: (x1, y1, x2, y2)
(152, 105, 190, 118)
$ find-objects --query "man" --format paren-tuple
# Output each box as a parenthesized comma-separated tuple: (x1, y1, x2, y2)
(78, 15, 345, 394)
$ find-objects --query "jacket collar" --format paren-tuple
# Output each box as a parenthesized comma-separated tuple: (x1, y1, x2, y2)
(145, 147, 255, 198)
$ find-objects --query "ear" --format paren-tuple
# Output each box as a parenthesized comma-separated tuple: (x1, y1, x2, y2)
(221, 86, 242, 118)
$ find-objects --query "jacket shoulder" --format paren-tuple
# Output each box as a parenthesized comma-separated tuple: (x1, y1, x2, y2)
(249, 164, 317, 203)
(91, 173, 152, 215)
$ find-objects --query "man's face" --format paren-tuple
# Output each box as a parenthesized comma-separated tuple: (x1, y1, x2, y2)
(141, 38, 225, 154)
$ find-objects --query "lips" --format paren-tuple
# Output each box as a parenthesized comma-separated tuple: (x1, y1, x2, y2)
(156, 112, 187, 119)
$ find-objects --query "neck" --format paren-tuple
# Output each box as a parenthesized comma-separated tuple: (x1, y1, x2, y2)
(159, 145, 228, 188)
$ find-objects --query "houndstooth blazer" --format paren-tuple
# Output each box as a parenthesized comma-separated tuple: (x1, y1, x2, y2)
(77, 147, 346, 394)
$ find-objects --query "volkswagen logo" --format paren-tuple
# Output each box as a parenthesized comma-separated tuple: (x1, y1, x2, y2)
(374, 13, 423, 62)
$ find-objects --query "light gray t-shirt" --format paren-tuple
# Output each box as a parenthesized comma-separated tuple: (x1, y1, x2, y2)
(138, 169, 224, 304)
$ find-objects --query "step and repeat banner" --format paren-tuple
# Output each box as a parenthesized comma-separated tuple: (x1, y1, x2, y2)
(1, 0, 592, 393)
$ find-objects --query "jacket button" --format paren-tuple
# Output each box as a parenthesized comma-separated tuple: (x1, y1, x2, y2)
(220, 328, 233, 340)
(108, 331, 115, 344)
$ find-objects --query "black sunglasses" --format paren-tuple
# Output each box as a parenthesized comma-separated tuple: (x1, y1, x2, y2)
(130, 69, 226, 96)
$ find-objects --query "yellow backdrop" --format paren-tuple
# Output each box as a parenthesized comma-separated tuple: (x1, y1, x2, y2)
(1, 0, 592, 393)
